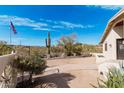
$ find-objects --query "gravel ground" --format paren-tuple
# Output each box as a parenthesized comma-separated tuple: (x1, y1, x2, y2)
(33, 57, 98, 88)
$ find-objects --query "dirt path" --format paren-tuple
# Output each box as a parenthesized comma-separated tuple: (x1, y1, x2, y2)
(33, 57, 98, 88)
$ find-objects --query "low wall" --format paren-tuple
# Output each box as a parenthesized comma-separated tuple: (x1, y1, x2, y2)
(93, 53, 106, 64)
(0, 53, 16, 75)
(94, 53, 122, 79)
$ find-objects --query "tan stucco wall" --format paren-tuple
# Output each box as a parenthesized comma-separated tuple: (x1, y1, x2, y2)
(103, 26, 123, 60)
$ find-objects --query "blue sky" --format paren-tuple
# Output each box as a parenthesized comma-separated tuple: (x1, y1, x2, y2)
(0, 5, 122, 46)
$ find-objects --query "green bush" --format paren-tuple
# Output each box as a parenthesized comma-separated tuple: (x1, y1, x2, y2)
(14, 52, 47, 83)
(73, 43, 83, 56)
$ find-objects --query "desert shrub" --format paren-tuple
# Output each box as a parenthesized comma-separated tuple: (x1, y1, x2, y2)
(30, 46, 47, 58)
(51, 46, 64, 57)
(0, 41, 13, 55)
(93, 67, 124, 88)
(64, 43, 74, 56)
(73, 43, 83, 56)
(14, 52, 47, 84)
(15, 46, 47, 58)
(29, 52, 47, 75)
(82, 44, 102, 53)
(51, 46, 64, 53)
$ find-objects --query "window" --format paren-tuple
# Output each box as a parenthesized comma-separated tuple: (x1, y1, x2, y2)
(105, 43, 107, 51)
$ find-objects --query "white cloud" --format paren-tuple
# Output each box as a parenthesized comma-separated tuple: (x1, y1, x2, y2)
(0, 15, 95, 31)
(33, 27, 50, 31)
(40, 18, 57, 24)
(45, 19, 53, 23)
(0, 15, 48, 30)
(89, 5, 123, 10)
(40, 18, 95, 29)
(52, 25, 64, 29)
(98, 5, 123, 10)
(59, 21, 94, 29)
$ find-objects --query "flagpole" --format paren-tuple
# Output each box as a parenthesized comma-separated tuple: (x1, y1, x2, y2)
(10, 25, 12, 45)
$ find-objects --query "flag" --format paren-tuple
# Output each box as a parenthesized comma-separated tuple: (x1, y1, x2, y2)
(10, 21, 17, 34)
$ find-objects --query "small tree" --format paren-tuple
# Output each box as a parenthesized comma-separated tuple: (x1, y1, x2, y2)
(58, 34, 76, 56)
(28, 52, 47, 82)
(14, 55, 30, 82)
(14, 52, 47, 84)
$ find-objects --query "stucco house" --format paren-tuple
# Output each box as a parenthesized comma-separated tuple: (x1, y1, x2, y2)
(96, 8, 124, 76)
(100, 8, 124, 60)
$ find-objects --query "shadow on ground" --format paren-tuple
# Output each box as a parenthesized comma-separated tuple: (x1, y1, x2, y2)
(33, 73, 75, 88)
(16, 73, 75, 88)
(32, 73, 75, 88)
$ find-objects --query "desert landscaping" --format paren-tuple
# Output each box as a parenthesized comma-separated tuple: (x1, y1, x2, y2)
(1, 5, 124, 88)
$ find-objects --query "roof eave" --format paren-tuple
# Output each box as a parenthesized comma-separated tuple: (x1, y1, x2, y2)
(99, 7, 124, 44)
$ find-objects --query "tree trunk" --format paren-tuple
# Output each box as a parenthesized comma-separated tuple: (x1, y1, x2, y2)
(21, 71, 24, 86)
(29, 71, 33, 83)
(21, 72, 24, 82)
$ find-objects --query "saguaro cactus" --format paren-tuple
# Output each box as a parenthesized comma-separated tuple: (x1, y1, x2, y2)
(45, 38, 47, 47)
(45, 32, 51, 56)
(48, 32, 51, 54)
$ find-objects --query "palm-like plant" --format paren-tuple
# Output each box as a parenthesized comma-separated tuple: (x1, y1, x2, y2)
(92, 67, 124, 88)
